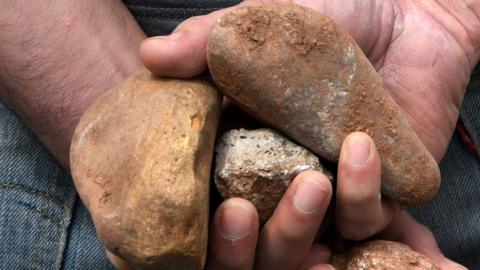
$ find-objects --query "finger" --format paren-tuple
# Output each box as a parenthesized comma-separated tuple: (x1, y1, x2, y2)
(139, 2, 247, 78)
(336, 132, 398, 240)
(206, 198, 259, 270)
(255, 170, 333, 270)
(300, 244, 333, 270)
(381, 211, 467, 270)
(139, 0, 279, 78)
(140, 0, 391, 78)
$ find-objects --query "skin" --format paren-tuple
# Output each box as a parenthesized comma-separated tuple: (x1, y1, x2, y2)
(0, 0, 478, 269)
(0, 0, 145, 168)
(140, 0, 479, 269)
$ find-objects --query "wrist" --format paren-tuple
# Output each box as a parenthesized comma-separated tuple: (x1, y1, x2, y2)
(0, 0, 145, 169)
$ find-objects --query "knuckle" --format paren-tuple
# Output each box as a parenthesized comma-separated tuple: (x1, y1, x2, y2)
(269, 220, 305, 246)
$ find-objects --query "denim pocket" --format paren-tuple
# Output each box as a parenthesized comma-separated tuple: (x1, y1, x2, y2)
(0, 103, 77, 269)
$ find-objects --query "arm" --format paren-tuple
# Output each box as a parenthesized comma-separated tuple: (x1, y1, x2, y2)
(0, 0, 145, 168)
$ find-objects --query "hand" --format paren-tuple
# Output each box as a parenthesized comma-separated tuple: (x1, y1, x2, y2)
(206, 135, 466, 270)
(0, 0, 144, 168)
(140, 0, 479, 161)
(207, 170, 335, 270)
(380, 211, 467, 270)
(140, 0, 480, 239)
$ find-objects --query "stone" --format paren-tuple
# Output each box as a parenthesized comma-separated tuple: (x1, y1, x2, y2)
(207, 3, 440, 205)
(215, 128, 330, 223)
(330, 240, 440, 270)
(70, 71, 222, 269)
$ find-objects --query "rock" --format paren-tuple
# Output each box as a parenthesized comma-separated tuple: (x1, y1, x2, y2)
(207, 3, 440, 205)
(214, 128, 330, 223)
(330, 240, 440, 270)
(70, 71, 222, 269)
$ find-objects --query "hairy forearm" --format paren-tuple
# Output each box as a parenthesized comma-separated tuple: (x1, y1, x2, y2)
(0, 0, 145, 168)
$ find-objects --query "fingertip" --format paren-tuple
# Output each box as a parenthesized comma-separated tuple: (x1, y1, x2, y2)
(294, 170, 333, 195)
(220, 197, 259, 220)
(139, 32, 207, 78)
(336, 132, 386, 240)
(208, 198, 259, 269)
(216, 198, 258, 241)
(342, 132, 375, 168)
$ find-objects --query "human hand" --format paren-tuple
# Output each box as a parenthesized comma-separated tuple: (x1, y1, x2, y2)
(0, 0, 145, 168)
(207, 170, 334, 270)
(379, 211, 467, 270)
(140, 0, 479, 161)
(206, 136, 465, 270)
(140, 0, 480, 240)
(107, 170, 333, 270)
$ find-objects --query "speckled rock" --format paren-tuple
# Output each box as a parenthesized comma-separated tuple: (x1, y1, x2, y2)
(215, 128, 330, 223)
(207, 3, 440, 205)
(330, 240, 440, 270)
(70, 71, 222, 269)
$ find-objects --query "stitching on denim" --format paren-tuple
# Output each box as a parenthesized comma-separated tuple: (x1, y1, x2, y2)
(0, 183, 72, 212)
(17, 201, 66, 227)
(55, 195, 77, 270)
(37, 207, 66, 227)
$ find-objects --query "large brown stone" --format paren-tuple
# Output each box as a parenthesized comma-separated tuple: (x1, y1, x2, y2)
(207, 3, 440, 205)
(215, 128, 329, 223)
(70, 71, 222, 269)
(330, 240, 440, 270)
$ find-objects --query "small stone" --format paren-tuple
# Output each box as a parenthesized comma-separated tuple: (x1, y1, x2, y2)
(214, 128, 330, 223)
(330, 240, 440, 270)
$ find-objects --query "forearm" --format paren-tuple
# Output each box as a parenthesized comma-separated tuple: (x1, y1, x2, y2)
(0, 0, 145, 168)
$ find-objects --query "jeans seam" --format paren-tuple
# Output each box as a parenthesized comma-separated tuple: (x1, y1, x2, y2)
(57, 194, 77, 270)
(0, 183, 72, 212)
(16, 201, 66, 227)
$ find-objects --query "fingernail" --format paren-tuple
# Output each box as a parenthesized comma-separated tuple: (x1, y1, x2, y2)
(346, 134, 371, 167)
(219, 204, 253, 241)
(293, 178, 328, 214)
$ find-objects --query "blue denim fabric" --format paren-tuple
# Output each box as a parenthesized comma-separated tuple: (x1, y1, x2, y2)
(0, 1, 478, 269)
(0, 103, 114, 269)
(409, 72, 480, 269)
(123, 0, 241, 36)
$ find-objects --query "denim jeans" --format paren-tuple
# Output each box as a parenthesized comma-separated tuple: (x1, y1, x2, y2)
(0, 1, 478, 269)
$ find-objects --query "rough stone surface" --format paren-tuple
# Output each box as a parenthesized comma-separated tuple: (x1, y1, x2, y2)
(215, 128, 330, 223)
(207, 3, 440, 205)
(330, 240, 440, 270)
(70, 71, 222, 270)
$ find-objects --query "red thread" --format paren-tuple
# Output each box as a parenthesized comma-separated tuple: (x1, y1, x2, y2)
(456, 120, 479, 157)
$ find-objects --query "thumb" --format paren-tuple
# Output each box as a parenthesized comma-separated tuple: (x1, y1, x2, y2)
(380, 211, 467, 270)
(139, 0, 391, 78)
(139, 1, 255, 78)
